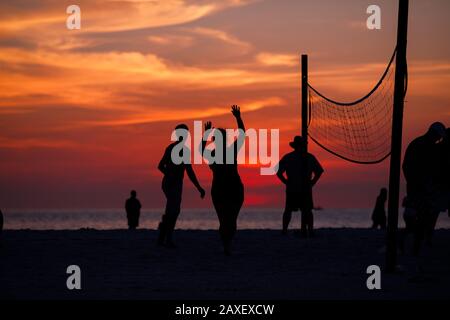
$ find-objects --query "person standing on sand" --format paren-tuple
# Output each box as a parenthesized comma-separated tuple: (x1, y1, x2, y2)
(125, 190, 141, 230)
(426, 126, 450, 243)
(158, 124, 205, 248)
(200, 105, 245, 256)
(277, 136, 324, 237)
(371, 188, 387, 229)
(402, 122, 446, 255)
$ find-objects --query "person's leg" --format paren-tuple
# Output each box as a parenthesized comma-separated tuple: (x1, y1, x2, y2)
(282, 209, 292, 234)
(165, 194, 182, 247)
(222, 214, 234, 255)
(225, 195, 243, 254)
(158, 189, 181, 245)
(307, 210, 314, 237)
(300, 210, 308, 237)
(129, 214, 137, 230)
(413, 212, 426, 256)
(158, 186, 170, 244)
(425, 211, 439, 246)
(127, 213, 132, 230)
(381, 216, 387, 229)
(212, 196, 227, 250)
(301, 190, 314, 237)
(157, 207, 169, 245)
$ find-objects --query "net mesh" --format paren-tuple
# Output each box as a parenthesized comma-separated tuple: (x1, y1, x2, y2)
(307, 50, 397, 164)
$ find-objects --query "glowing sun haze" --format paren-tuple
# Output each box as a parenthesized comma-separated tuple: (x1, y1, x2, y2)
(0, 0, 449, 209)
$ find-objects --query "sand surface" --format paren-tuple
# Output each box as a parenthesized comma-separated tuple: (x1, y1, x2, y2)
(1, 229, 449, 300)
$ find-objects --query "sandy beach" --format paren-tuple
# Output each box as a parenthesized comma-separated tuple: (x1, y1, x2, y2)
(1, 228, 449, 300)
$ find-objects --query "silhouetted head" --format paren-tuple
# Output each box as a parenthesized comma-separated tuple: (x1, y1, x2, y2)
(130, 190, 137, 198)
(426, 122, 446, 143)
(289, 136, 306, 151)
(174, 123, 189, 141)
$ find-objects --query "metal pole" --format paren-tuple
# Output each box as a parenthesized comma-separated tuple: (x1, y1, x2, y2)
(301, 54, 308, 152)
(386, 0, 409, 272)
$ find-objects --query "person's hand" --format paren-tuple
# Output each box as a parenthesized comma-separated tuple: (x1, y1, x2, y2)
(199, 187, 206, 199)
(231, 105, 240, 118)
(204, 121, 212, 131)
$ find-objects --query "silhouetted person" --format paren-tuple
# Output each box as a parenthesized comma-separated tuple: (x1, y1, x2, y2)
(402, 122, 446, 255)
(125, 190, 141, 230)
(158, 124, 205, 248)
(371, 188, 387, 229)
(277, 136, 324, 237)
(426, 126, 450, 244)
(201, 105, 245, 256)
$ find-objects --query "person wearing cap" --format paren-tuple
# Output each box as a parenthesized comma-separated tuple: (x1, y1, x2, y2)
(157, 124, 205, 248)
(402, 122, 446, 255)
(277, 136, 324, 237)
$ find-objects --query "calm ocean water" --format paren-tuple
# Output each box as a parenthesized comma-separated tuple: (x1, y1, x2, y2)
(3, 208, 450, 230)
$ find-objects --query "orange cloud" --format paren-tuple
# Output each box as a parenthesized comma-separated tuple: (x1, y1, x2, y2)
(0, 0, 253, 33)
(256, 52, 298, 67)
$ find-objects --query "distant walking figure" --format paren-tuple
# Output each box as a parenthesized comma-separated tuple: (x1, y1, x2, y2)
(201, 105, 245, 255)
(277, 136, 324, 237)
(402, 122, 446, 255)
(125, 190, 141, 230)
(371, 188, 387, 229)
(158, 124, 205, 248)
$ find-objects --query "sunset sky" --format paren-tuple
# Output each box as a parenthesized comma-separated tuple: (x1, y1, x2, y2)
(0, 0, 449, 209)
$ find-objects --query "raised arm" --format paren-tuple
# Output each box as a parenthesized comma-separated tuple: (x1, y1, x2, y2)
(231, 105, 246, 154)
(231, 105, 245, 131)
(200, 121, 212, 155)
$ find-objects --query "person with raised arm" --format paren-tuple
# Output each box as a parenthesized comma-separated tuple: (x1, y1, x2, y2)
(201, 105, 245, 255)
